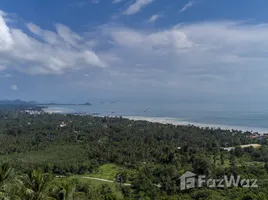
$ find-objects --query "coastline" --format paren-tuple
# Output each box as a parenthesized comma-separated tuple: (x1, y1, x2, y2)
(42, 106, 268, 134)
(123, 116, 268, 134)
(43, 107, 75, 114)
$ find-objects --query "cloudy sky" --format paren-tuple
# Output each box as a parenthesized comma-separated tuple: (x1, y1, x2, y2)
(0, 0, 268, 103)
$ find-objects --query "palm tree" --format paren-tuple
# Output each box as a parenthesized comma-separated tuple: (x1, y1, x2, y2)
(18, 169, 55, 200)
(49, 179, 86, 200)
(0, 163, 15, 199)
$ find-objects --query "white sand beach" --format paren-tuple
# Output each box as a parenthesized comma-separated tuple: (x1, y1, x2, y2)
(123, 116, 268, 134)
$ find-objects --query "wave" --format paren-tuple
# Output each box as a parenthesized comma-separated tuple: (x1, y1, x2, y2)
(43, 107, 74, 114)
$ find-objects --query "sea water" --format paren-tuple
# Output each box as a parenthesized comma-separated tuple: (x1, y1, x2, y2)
(43, 101, 268, 133)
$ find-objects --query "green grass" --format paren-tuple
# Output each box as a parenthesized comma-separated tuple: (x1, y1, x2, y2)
(64, 176, 124, 199)
(90, 163, 121, 180)
(78, 163, 138, 183)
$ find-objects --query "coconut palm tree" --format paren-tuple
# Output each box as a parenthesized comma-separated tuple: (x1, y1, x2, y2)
(49, 179, 86, 200)
(18, 169, 56, 200)
(0, 163, 15, 199)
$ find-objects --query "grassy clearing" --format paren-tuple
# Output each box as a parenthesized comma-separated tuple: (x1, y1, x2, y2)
(90, 163, 120, 180)
(64, 176, 124, 199)
(80, 163, 138, 183)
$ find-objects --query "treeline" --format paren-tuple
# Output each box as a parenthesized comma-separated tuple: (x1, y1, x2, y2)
(0, 163, 121, 200)
(1, 109, 268, 199)
(1, 162, 268, 200)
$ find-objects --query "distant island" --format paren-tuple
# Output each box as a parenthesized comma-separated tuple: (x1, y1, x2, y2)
(0, 99, 92, 106)
(83, 102, 92, 106)
(0, 99, 35, 105)
(41, 102, 92, 106)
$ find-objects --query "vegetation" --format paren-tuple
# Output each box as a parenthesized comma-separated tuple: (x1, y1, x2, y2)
(1, 107, 268, 199)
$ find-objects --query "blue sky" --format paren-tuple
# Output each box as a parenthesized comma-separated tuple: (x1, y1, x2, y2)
(0, 0, 268, 103)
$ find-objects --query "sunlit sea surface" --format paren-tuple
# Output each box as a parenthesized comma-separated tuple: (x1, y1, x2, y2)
(42, 101, 268, 133)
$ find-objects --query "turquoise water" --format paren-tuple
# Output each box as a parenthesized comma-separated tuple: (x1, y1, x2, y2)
(43, 101, 268, 133)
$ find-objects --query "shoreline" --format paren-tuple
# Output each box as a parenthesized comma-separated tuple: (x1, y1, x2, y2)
(42, 107, 268, 134)
(122, 116, 268, 134)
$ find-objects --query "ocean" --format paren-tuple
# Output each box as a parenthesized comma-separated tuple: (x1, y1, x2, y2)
(42, 101, 268, 133)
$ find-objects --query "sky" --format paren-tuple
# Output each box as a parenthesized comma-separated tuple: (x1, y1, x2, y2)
(0, 0, 268, 103)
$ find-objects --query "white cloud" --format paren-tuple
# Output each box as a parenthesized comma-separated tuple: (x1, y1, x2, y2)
(55, 23, 82, 46)
(147, 14, 162, 23)
(4, 74, 12, 78)
(92, 0, 100, 3)
(26, 23, 42, 35)
(0, 12, 13, 51)
(94, 21, 268, 97)
(68, 0, 96, 7)
(179, 1, 195, 12)
(2, 8, 268, 98)
(0, 10, 107, 75)
(113, 0, 123, 4)
(10, 84, 18, 91)
(107, 26, 193, 50)
(123, 0, 154, 15)
(0, 10, 6, 17)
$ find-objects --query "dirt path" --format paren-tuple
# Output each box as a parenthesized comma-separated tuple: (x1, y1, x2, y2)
(80, 176, 132, 186)
(57, 175, 159, 187)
